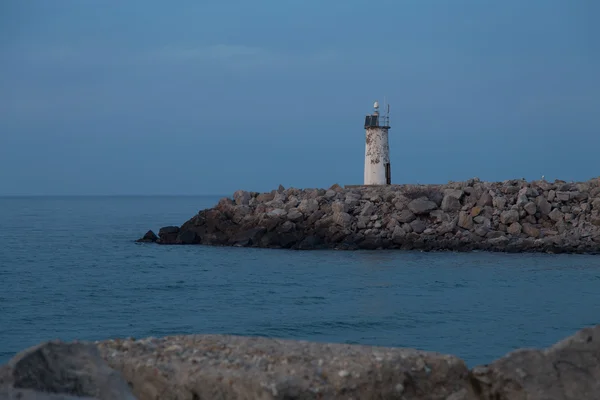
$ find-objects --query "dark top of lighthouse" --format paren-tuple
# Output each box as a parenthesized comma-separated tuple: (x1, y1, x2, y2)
(364, 100, 390, 129)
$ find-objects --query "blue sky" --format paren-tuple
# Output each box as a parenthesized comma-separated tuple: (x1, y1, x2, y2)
(1, 0, 598, 195)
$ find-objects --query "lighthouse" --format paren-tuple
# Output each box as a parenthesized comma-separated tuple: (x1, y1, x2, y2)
(364, 100, 391, 185)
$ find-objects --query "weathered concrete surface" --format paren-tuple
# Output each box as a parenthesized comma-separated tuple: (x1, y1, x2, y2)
(0, 341, 135, 400)
(139, 177, 600, 254)
(97, 335, 474, 400)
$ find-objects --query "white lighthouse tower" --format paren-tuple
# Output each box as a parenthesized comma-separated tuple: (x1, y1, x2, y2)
(364, 100, 391, 185)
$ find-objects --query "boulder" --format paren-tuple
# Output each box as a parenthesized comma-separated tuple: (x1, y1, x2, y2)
(286, 209, 304, 222)
(556, 191, 571, 202)
(493, 196, 507, 210)
(500, 210, 519, 225)
(2, 341, 134, 400)
(471, 325, 600, 400)
(458, 211, 474, 230)
(507, 222, 522, 235)
(256, 192, 275, 203)
(359, 201, 376, 216)
(410, 219, 427, 234)
(157, 226, 179, 244)
(230, 227, 266, 247)
(97, 335, 474, 400)
(135, 230, 158, 243)
(549, 208, 564, 222)
(233, 190, 251, 205)
(522, 223, 541, 238)
(266, 208, 286, 218)
(297, 199, 319, 214)
(396, 209, 416, 223)
(536, 196, 552, 216)
(331, 201, 348, 214)
(333, 212, 353, 228)
(443, 189, 464, 200)
(408, 198, 438, 215)
(477, 192, 493, 207)
(524, 202, 537, 215)
(441, 195, 461, 212)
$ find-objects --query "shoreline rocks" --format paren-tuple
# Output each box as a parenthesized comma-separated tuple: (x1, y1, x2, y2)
(139, 177, 600, 254)
(2, 325, 600, 399)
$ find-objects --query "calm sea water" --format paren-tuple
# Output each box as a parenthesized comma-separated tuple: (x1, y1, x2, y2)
(1, 195, 599, 366)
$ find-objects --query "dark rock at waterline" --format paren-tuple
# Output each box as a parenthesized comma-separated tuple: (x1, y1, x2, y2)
(143, 177, 600, 253)
(157, 226, 179, 244)
(135, 230, 158, 243)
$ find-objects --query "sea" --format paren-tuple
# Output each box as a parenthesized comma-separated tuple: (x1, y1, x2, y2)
(1, 195, 599, 367)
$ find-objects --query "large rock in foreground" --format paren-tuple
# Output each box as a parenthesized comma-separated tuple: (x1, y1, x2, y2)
(96, 335, 474, 400)
(0, 341, 135, 400)
(139, 177, 600, 253)
(2, 325, 600, 399)
(471, 325, 600, 399)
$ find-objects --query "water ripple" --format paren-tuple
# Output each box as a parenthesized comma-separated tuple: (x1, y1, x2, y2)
(1, 196, 600, 367)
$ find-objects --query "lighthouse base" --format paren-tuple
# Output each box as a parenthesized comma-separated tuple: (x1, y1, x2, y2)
(364, 126, 391, 185)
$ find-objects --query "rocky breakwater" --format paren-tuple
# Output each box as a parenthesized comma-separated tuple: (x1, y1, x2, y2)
(139, 178, 600, 253)
(2, 325, 600, 399)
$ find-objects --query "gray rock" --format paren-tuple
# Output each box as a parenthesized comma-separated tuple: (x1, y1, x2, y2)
(331, 201, 347, 214)
(344, 194, 361, 209)
(4, 341, 134, 400)
(524, 202, 537, 215)
(443, 189, 464, 200)
(356, 216, 370, 229)
(458, 211, 474, 230)
(286, 209, 303, 222)
(98, 335, 474, 400)
(333, 212, 353, 228)
(474, 226, 490, 237)
(277, 221, 296, 233)
(549, 208, 564, 222)
(135, 230, 158, 243)
(441, 195, 462, 212)
(473, 216, 491, 229)
(359, 201, 376, 216)
(410, 219, 427, 234)
(536, 196, 552, 215)
(324, 190, 337, 199)
(430, 210, 451, 223)
(233, 190, 251, 205)
(297, 199, 319, 214)
(408, 198, 438, 215)
(267, 208, 286, 218)
(556, 191, 571, 202)
(493, 196, 507, 210)
(437, 218, 457, 234)
(516, 194, 529, 206)
(507, 222, 522, 235)
(396, 209, 416, 223)
(477, 192, 493, 207)
(522, 223, 540, 238)
(471, 325, 600, 400)
(256, 192, 275, 203)
(500, 209, 519, 225)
